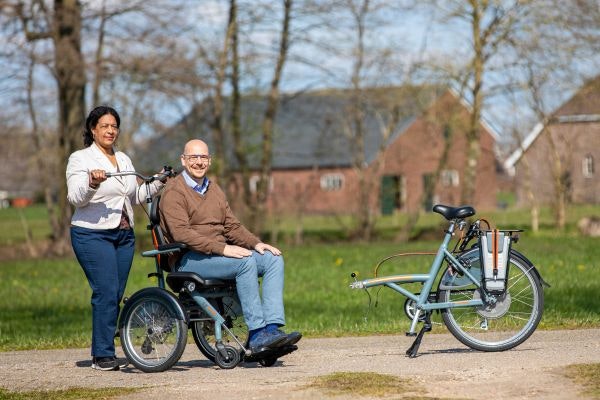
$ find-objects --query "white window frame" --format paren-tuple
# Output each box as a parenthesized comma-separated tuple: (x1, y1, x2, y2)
(440, 169, 459, 187)
(320, 173, 344, 191)
(249, 175, 274, 193)
(582, 155, 594, 178)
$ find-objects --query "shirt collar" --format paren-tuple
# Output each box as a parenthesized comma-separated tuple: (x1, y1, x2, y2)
(182, 170, 210, 195)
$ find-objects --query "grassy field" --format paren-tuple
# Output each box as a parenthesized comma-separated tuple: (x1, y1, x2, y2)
(0, 204, 599, 351)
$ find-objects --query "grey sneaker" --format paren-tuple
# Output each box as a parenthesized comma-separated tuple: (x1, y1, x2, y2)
(271, 329, 302, 346)
(91, 357, 118, 371)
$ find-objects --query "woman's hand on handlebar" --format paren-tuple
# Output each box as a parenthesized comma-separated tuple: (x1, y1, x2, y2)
(157, 165, 175, 183)
(89, 169, 107, 189)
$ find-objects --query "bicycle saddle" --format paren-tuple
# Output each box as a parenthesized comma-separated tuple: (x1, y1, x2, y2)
(432, 204, 476, 220)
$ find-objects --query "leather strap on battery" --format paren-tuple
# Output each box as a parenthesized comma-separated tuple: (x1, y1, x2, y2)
(492, 229, 499, 277)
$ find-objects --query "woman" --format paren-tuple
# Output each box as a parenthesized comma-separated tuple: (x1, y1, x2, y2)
(67, 106, 164, 371)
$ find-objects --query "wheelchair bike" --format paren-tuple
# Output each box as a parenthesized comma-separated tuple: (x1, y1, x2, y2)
(108, 169, 297, 372)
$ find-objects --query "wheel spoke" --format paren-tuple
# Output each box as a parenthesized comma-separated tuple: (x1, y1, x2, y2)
(441, 249, 543, 351)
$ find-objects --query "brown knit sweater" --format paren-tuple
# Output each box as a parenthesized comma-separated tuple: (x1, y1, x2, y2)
(159, 174, 260, 256)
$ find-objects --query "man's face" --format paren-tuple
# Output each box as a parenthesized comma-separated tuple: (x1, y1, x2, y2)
(181, 141, 211, 182)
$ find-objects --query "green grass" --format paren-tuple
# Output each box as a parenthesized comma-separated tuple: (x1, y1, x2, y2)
(310, 372, 422, 398)
(0, 205, 52, 246)
(565, 363, 600, 399)
(0, 387, 139, 400)
(1, 233, 599, 351)
(1, 203, 599, 350)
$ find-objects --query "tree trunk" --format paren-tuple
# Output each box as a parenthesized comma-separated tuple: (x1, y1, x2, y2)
(229, 0, 252, 220)
(462, 0, 483, 205)
(253, 0, 292, 234)
(210, 0, 237, 187)
(53, 0, 87, 255)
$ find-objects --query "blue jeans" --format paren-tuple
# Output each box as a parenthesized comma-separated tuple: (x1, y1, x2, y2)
(71, 226, 135, 358)
(179, 250, 285, 331)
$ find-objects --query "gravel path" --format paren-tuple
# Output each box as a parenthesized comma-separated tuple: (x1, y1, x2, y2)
(1, 329, 599, 399)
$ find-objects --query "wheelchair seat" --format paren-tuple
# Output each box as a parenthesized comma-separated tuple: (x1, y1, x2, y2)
(166, 271, 232, 292)
(148, 195, 234, 292)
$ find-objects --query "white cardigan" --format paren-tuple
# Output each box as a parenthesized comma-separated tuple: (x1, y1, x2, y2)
(66, 143, 163, 229)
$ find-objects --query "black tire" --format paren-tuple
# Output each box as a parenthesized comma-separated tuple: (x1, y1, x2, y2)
(120, 295, 187, 372)
(259, 357, 277, 367)
(439, 248, 544, 352)
(190, 294, 248, 362)
(214, 345, 241, 369)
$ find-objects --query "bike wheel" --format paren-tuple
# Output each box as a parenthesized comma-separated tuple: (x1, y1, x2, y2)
(190, 294, 248, 362)
(439, 249, 544, 352)
(120, 295, 187, 372)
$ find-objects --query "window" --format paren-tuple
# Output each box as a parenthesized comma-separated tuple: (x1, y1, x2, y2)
(440, 169, 459, 187)
(583, 155, 594, 178)
(249, 175, 274, 193)
(320, 173, 344, 191)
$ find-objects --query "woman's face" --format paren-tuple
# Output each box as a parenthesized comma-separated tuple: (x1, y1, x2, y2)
(92, 114, 119, 151)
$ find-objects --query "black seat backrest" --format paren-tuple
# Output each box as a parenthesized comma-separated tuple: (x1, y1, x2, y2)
(149, 195, 167, 244)
(148, 195, 175, 272)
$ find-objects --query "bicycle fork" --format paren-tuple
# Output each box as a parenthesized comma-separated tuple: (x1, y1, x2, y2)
(187, 288, 249, 357)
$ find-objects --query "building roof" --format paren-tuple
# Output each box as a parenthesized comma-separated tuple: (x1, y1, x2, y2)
(135, 85, 495, 172)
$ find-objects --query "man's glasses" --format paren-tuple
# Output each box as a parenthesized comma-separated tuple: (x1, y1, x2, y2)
(97, 123, 119, 132)
(183, 154, 211, 163)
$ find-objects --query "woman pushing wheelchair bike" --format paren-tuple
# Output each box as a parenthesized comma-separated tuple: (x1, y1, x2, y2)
(66, 106, 168, 371)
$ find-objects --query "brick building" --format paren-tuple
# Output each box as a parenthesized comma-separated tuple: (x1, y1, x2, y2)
(505, 76, 600, 206)
(139, 86, 501, 216)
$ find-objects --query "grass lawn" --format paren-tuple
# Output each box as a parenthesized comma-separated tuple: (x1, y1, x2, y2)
(1, 229, 599, 351)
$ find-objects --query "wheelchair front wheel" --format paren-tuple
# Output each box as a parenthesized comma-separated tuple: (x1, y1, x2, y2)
(214, 345, 241, 369)
(120, 295, 187, 372)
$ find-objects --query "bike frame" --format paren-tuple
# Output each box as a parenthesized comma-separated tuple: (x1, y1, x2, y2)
(108, 170, 248, 355)
(351, 219, 485, 334)
(106, 170, 168, 289)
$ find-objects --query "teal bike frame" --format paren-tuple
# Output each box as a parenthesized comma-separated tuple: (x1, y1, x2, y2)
(351, 219, 484, 335)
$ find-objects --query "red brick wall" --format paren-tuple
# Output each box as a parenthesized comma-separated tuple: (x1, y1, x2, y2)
(514, 121, 600, 206)
(228, 91, 500, 216)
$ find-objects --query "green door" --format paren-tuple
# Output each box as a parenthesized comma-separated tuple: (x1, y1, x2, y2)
(381, 175, 401, 215)
(422, 173, 435, 211)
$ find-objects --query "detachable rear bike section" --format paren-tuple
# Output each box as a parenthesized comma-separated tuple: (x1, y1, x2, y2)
(350, 204, 548, 358)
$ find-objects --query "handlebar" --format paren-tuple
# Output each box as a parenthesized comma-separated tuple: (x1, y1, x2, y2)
(106, 166, 175, 183)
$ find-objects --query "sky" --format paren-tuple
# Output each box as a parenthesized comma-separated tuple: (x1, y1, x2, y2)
(2, 0, 598, 148)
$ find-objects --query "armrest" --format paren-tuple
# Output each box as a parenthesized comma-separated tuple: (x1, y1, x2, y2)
(141, 242, 188, 258)
(157, 242, 188, 252)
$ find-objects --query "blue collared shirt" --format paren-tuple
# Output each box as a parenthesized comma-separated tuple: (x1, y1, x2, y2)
(182, 170, 210, 195)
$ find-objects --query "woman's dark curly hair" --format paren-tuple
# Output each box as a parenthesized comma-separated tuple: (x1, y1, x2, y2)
(83, 106, 120, 147)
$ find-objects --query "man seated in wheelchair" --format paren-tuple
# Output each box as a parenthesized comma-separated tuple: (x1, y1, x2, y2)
(159, 139, 301, 353)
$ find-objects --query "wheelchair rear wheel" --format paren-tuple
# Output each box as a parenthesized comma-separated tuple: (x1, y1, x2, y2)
(190, 295, 248, 362)
(120, 295, 187, 372)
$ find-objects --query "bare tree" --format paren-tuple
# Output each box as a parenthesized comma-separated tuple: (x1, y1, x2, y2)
(422, 1, 531, 205)
(503, 0, 600, 229)
(7, 0, 87, 255)
(250, 0, 293, 233)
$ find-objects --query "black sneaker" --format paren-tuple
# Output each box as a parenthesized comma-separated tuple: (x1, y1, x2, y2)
(91, 356, 118, 371)
(114, 356, 129, 369)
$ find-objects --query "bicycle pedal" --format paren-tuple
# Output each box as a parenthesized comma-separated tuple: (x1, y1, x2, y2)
(405, 332, 417, 337)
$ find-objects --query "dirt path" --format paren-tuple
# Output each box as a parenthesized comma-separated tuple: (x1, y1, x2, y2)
(1, 329, 599, 399)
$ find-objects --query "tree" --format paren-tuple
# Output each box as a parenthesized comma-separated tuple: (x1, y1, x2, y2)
(504, 0, 600, 229)
(9, 0, 87, 255)
(435, 0, 532, 205)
